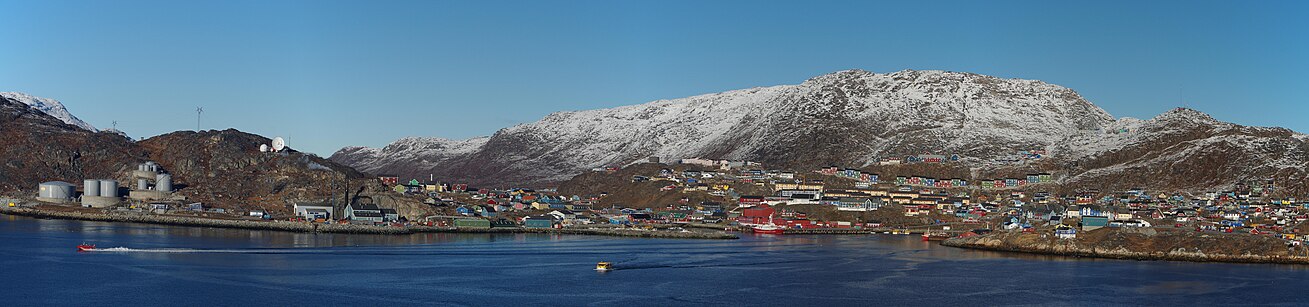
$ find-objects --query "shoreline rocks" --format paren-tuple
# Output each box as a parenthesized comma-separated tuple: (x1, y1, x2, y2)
(942, 228, 1309, 265)
(0, 207, 737, 239)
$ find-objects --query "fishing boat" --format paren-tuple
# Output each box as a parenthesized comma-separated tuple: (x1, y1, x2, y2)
(921, 232, 952, 241)
(76, 243, 96, 252)
(595, 262, 612, 271)
(750, 213, 785, 235)
(751, 224, 785, 235)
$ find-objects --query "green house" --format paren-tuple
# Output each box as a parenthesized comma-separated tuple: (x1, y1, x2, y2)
(524, 216, 555, 228)
(1081, 216, 1109, 231)
(454, 218, 491, 229)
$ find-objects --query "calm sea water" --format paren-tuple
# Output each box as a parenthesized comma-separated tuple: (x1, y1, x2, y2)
(2, 214, 1306, 306)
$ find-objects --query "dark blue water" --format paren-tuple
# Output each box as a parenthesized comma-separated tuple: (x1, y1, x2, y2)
(3, 214, 1306, 306)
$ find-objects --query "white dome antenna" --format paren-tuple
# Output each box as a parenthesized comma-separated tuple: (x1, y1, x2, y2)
(271, 137, 287, 152)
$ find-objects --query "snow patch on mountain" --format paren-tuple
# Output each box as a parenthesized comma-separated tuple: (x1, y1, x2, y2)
(0, 92, 97, 131)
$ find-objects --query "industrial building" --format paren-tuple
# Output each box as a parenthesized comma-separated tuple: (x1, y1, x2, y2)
(128, 162, 174, 201)
(37, 181, 75, 203)
(81, 179, 122, 208)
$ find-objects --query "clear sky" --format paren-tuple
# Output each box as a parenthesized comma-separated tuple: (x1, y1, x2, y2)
(2, 0, 1306, 155)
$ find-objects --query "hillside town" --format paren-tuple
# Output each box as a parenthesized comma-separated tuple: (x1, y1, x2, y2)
(15, 152, 1309, 252)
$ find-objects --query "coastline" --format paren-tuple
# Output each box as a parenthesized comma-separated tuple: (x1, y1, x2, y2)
(942, 229, 1309, 265)
(0, 207, 738, 239)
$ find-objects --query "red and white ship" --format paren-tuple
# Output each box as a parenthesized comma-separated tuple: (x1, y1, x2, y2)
(76, 243, 96, 252)
(750, 214, 785, 235)
(751, 224, 785, 235)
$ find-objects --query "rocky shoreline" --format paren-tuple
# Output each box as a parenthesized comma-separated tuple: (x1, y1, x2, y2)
(942, 228, 1309, 265)
(0, 207, 737, 239)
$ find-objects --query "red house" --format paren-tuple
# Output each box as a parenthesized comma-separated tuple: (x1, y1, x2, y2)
(378, 175, 400, 185)
(738, 204, 776, 225)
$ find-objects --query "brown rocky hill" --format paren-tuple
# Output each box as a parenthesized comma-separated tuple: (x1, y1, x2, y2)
(137, 129, 378, 214)
(0, 96, 147, 192)
(1056, 108, 1309, 196)
(0, 93, 447, 219)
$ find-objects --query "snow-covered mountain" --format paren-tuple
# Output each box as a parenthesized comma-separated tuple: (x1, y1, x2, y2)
(332, 136, 490, 176)
(331, 69, 1309, 193)
(0, 92, 97, 131)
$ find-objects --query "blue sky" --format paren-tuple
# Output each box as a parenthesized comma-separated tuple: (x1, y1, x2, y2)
(2, 0, 1306, 155)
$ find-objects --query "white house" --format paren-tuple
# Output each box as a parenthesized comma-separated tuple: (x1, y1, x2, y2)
(344, 203, 384, 223)
(293, 202, 334, 220)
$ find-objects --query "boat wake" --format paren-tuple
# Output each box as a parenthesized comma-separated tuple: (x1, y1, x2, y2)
(87, 247, 312, 254)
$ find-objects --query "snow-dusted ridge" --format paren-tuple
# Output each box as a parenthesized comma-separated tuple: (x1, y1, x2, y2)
(0, 92, 97, 131)
(331, 69, 1309, 190)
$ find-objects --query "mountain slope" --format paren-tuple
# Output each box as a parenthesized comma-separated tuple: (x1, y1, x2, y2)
(1058, 108, 1309, 194)
(332, 69, 1119, 185)
(0, 92, 97, 131)
(0, 93, 389, 213)
(0, 95, 146, 192)
(138, 129, 373, 214)
(331, 69, 1308, 194)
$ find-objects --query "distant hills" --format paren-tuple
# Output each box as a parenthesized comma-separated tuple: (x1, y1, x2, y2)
(332, 69, 1309, 195)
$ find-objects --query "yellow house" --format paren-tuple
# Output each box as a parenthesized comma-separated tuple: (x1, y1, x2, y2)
(531, 203, 551, 210)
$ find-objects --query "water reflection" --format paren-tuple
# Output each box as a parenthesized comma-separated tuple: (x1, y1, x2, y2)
(7, 215, 1309, 306)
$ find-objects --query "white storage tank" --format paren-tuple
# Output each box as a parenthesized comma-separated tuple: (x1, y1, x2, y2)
(156, 174, 172, 192)
(99, 180, 119, 197)
(38, 181, 76, 199)
(83, 179, 101, 197)
(137, 179, 149, 190)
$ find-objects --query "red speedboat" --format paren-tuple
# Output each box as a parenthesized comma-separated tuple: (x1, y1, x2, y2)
(76, 243, 96, 252)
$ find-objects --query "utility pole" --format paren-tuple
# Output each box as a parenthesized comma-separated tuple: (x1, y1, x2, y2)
(196, 107, 204, 131)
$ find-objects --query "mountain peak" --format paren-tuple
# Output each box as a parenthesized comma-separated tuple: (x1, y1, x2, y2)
(0, 92, 97, 131)
(1154, 107, 1219, 125)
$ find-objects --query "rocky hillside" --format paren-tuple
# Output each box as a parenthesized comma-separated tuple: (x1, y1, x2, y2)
(333, 69, 1308, 194)
(0, 93, 403, 214)
(1058, 108, 1309, 195)
(137, 129, 375, 214)
(0, 95, 145, 192)
(944, 227, 1307, 264)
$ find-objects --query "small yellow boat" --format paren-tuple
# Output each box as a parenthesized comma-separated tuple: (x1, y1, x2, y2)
(595, 261, 612, 271)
